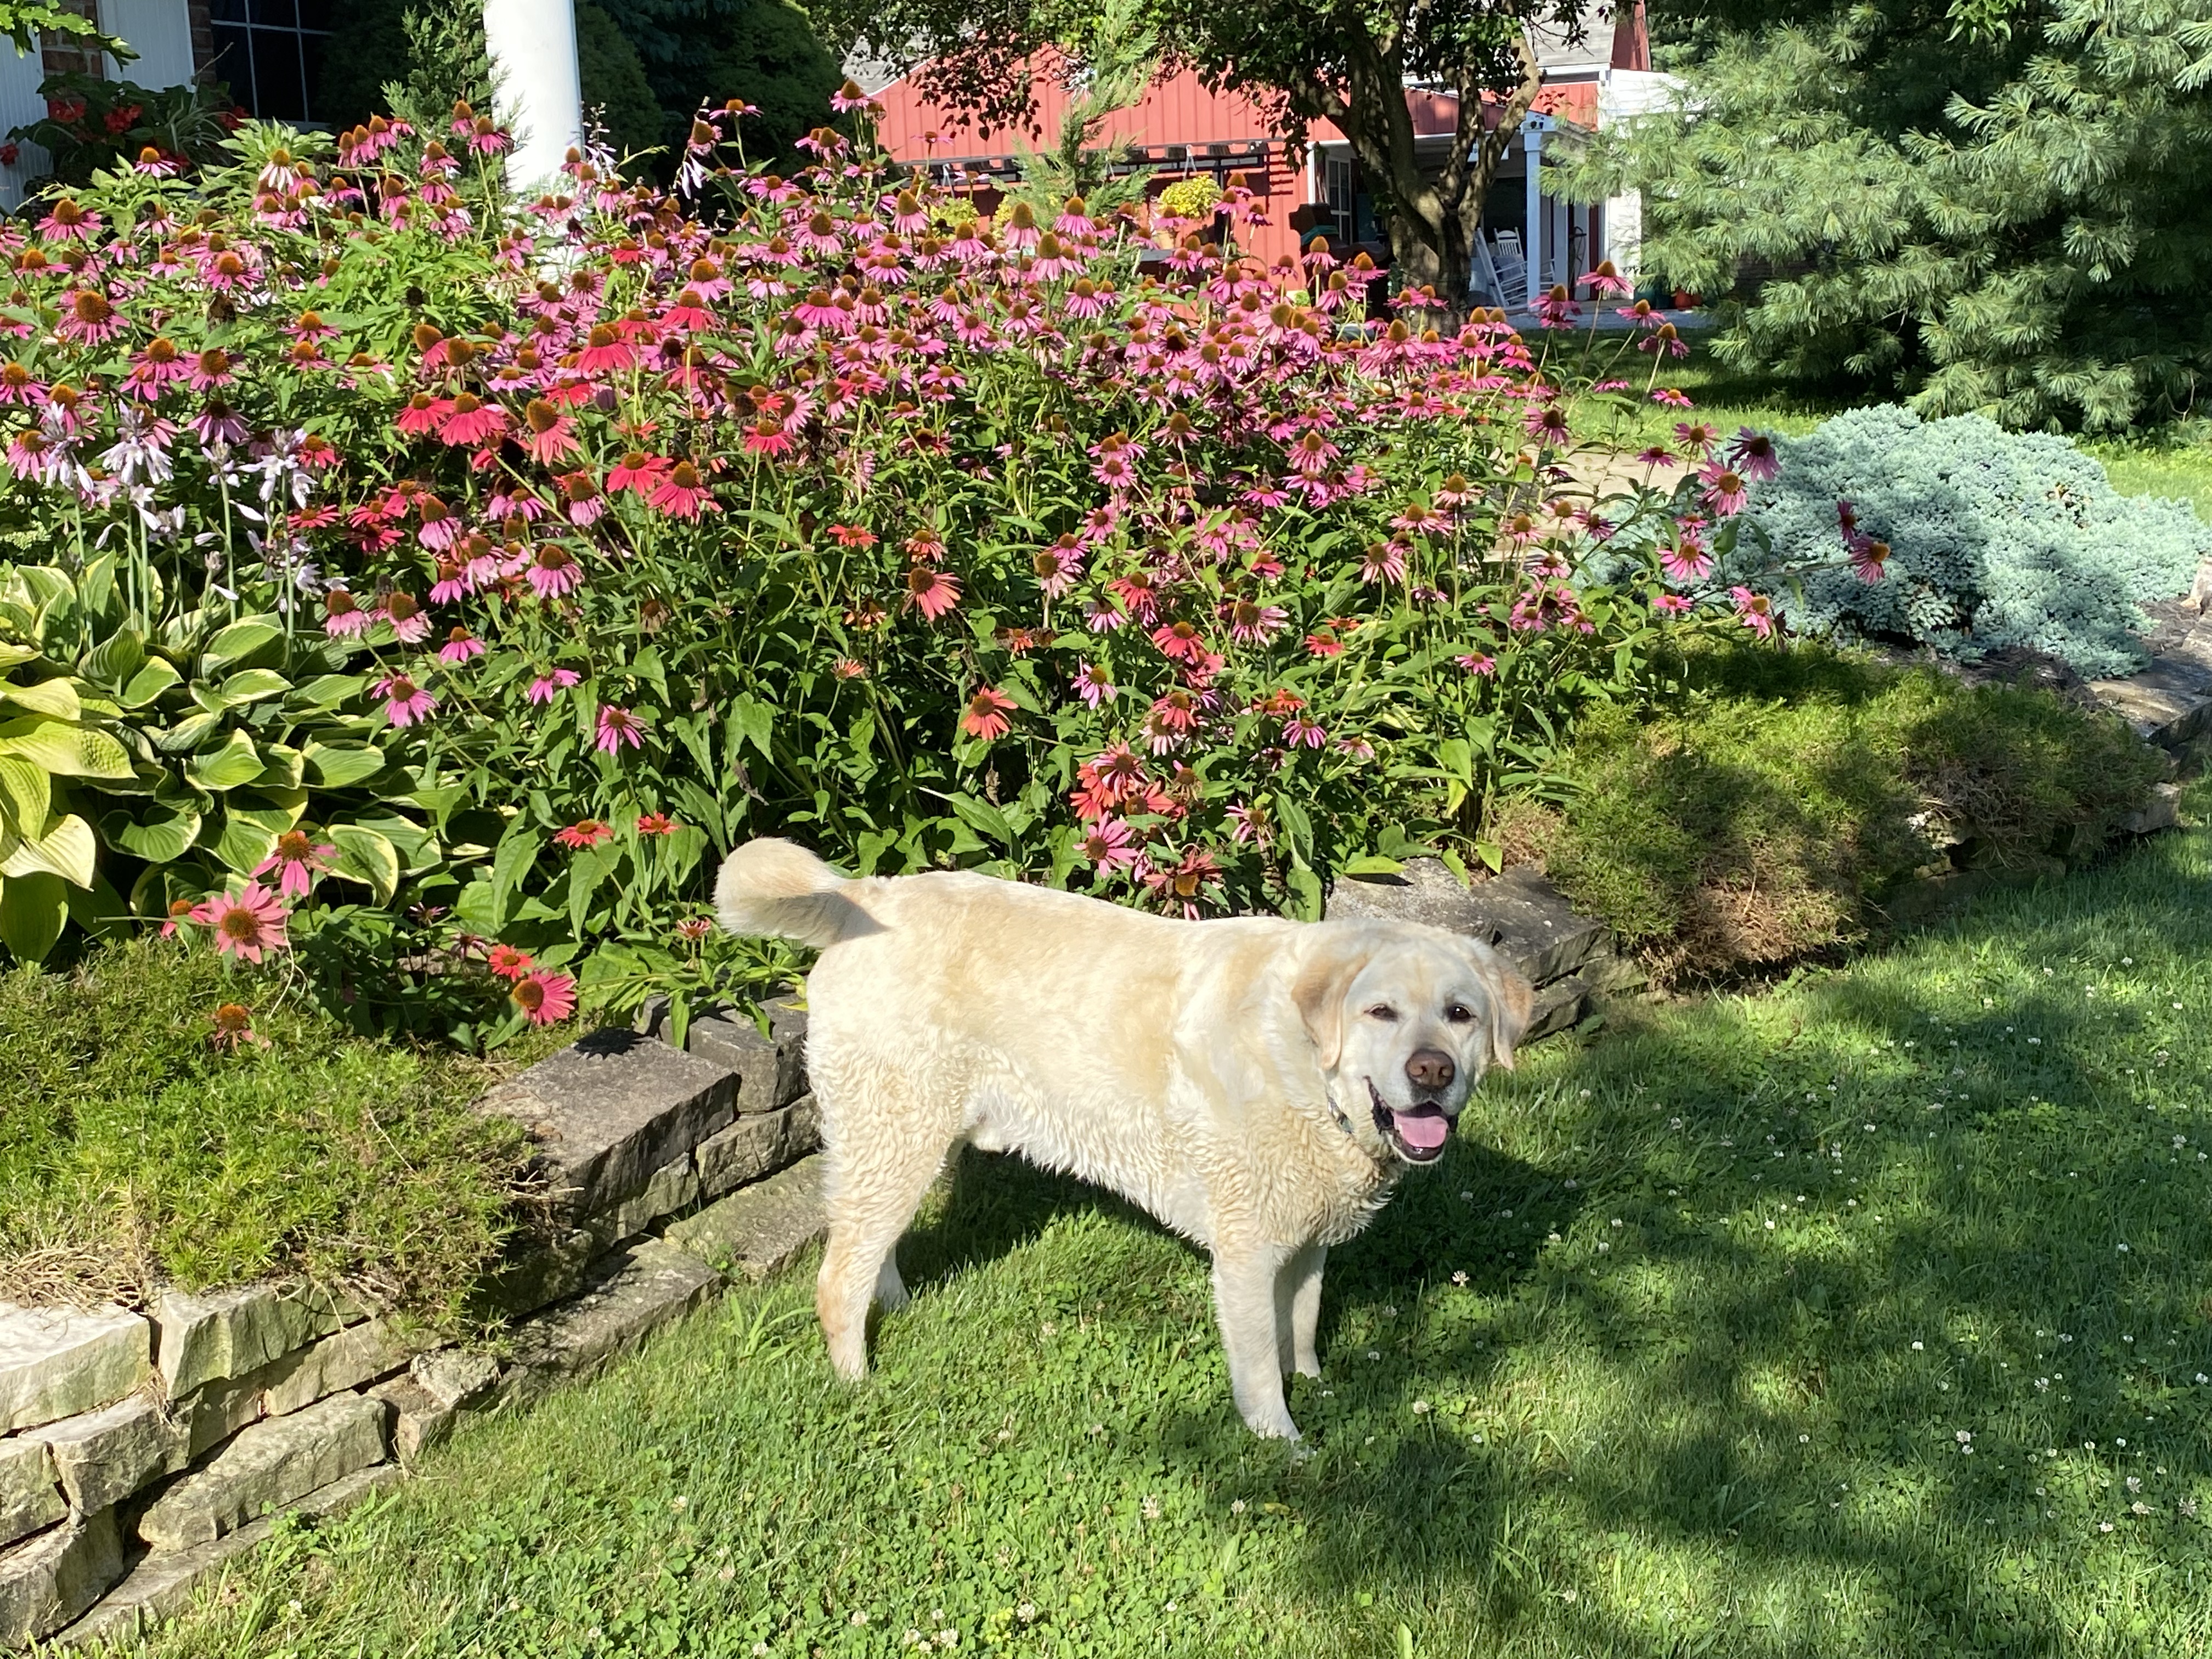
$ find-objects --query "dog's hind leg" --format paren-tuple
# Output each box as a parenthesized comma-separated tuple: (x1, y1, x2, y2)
(816, 1077, 956, 1380)
(1275, 1243, 1325, 1379)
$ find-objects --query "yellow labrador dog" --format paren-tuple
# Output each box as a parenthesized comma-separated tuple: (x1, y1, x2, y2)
(715, 838, 1532, 1441)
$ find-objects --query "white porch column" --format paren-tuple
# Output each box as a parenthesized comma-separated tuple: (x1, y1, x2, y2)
(483, 0, 584, 195)
(0, 43, 48, 212)
(1522, 121, 1544, 292)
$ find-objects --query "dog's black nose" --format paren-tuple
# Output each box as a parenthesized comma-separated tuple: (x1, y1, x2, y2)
(1405, 1048, 1455, 1093)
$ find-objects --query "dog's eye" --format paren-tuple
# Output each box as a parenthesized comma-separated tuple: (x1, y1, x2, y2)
(1446, 1003, 1474, 1024)
(1367, 1004, 1399, 1022)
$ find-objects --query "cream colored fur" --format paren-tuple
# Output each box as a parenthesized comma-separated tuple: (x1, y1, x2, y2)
(715, 838, 1534, 1441)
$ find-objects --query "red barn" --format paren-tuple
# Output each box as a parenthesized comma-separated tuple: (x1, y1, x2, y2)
(862, 2, 1663, 306)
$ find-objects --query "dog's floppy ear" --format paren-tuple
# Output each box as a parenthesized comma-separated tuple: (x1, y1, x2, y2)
(1483, 958, 1536, 1071)
(1293, 930, 1372, 1071)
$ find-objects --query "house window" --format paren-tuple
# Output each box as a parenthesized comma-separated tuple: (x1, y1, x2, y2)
(1323, 155, 1354, 245)
(207, 0, 334, 125)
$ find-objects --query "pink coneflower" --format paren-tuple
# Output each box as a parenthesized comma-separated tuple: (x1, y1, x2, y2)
(1106, 569, 1163, 624)
(595, 703, 647, 754)
(510, 969, 577, 1026)
(648, 460, 719, 518)
(438, 392, 507, 447)
(1280, 714, 1327, 748)
(1727, 427, 1781, 482)
(1456, 653, 1497, 676)
(380, 592, 430, 644)
(1226, 805, 1271, 847)
(1225, 598, 1288, 644)
(1850, 538, 1893, 583)
(429, 557, 471, 605)
(250, 829, 335, 900)
(1286, 429, 1339, 478)
(905, 566, 962, 620)
(826, 523, 878, 548)
(1532, 284, 1579, 329)
(1653, 593, 1694, 614)
(1391, 500, 1448, 537)
(1358, 540, 1408, 585)
(833, 658, 869, 680)
(674, 916, 715, 944)
(323, 588, 370, 637)
(608, 452, 672, 496)
(527, 668, 582, 704)
(1151, 619, 1210, 664)
(522, 398, 579, 465)
(193, 883, 291, 963)
(1661, 536, 1713, 583)
(374, 673, 438, 726)
(1522, 404, 1571, 445)
(123, 337, 189, 400)
(1030, 536, 1084, 597)
(486, 943, 534, 979)
(415, 495, 460, 550)
(636, 812, 676, 836)
(1073, 662, 1116, 707)
(1079, 817, 1139, 876)
(396, 393, 450, 437)
(1652, 386, 1695, 410)
(57, 289, 126, 346)
(439, 627, 485, 664)
(572, 323, 637, 374)
(960, 686, 1017, 741)
(554, 819, 612, 849)
(1305, 628, 1344, 658)
(1699, 462, 1749, 518)
(1580, 260, 1632, 298)
(1730, 586, 1778, 639)
(527, 543, 583, 599)
(558, 472, 605, 526)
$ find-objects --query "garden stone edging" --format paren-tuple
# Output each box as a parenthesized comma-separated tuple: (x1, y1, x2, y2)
(0, 1018, 829, 1651)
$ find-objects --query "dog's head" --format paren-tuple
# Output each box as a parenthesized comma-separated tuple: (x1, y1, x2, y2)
(1292, 923, 1533, 1166)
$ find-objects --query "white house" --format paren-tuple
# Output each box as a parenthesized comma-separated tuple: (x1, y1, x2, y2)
(0, 0, 585, 206)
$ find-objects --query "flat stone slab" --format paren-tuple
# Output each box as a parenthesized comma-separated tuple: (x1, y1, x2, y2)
(368, 1351, 502, 1468)
(1525, 975, 1592, 1042)
(135, 1391, 389, 1553)
(585, 1152, 701, 1250)
(1327, 861, 1610, 988)
(0, 1505, 122, 1646)
(179, 1317, 416, 1458)
(478, 1030, 737, 1222)
(0, 1302, 150, 1435)
(0, 1437, 63, 1549)
(2088, 598, 2212, 751)
(27, 1392, 187, 1516)
(663, 1000, 810, 1114)
(663, 1155, 827, 1281)
(153, 1282, 358, 1397)
(496, 1243, 719, 1408)
(695, 1096, 820, 1199)
(53, 1465, 400, 1649)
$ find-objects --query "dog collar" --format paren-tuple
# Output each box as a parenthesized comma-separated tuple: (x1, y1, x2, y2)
(1323, 1091, 1359, 1141)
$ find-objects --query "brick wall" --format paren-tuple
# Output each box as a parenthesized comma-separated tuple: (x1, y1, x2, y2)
(40, 0, 103, 78)
(188, 0, 213, 80)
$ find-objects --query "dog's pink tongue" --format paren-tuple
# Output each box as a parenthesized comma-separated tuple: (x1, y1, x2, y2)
(1392, 1110, 1449, 1151)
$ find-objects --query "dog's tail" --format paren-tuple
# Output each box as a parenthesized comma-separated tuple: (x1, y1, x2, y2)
(714, 838, 862, 949)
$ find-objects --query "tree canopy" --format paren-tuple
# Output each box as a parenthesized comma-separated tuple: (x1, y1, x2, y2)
(1579, 0, 2212, 430)
(819, 0, 1584, 304)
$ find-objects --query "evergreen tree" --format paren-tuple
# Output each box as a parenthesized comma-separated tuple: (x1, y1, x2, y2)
(595, 0, 843, 163)
(1578, 0, 2212, 430)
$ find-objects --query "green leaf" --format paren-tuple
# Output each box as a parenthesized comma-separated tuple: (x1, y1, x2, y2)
(0, 676, 81, 719)
(943, 791, 1014, 848)
(1475, 840, 1504, 874)
(81, 627, 145, 689)
(0, 755, 49, 833)
(210, 811, 279, 877)
(191, 668, 291, 713)
(0, 718, 134, 779)
(151, 710, 224, 753)
(186, 729, 263, 792)
(1340, 854, 1406, 878)
(729, 693, 775, 760)
(119, 657, 182, 709)
(252, 743, 306, 792)
(0, 811, 97, 888)
(290, 674, 366, 712)
(0, 871, 67, 963)
(100, 799, 204, 864)
(301, 741, 388, 788)
(490, 827, 541, 931)
(199, 616, 284, 674)
(328, 823, 401, 904)
(566, 841, 619, 936)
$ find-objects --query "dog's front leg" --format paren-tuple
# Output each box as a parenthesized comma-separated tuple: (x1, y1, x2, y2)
(1276, 1242, 1326, 1379)
(1211, 1248, 1300, 1440)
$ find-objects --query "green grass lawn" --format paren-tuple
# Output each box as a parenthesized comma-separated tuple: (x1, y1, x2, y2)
(122, 798, 2212, 1659)
(1600, 361, 2212, 522)
(0, 941, 546, 1326)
